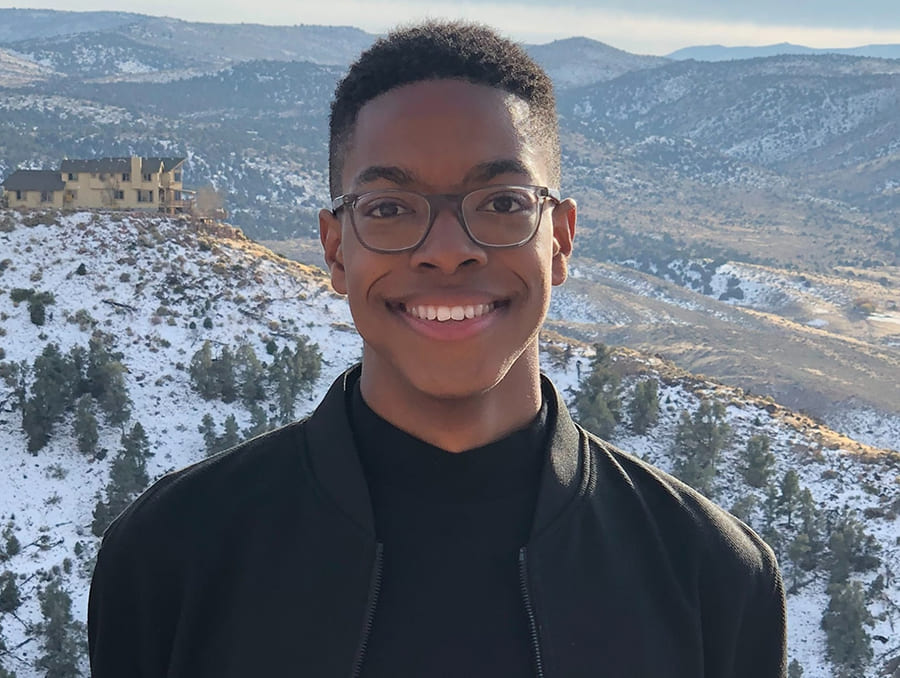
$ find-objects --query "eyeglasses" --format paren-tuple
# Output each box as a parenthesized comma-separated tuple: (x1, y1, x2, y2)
(331, 184, 561, 253)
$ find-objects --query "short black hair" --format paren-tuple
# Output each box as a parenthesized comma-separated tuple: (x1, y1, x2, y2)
(328, 20, 560, 197)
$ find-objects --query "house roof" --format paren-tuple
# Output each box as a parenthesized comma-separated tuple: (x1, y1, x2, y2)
(2, 170, 65, 192)
(60, 157, 131, 174)
(142, 157, 185, 173)
(57, 157, 184, 174)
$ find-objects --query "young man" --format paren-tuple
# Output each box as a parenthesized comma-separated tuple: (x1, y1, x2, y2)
(89, 21, 787, 677)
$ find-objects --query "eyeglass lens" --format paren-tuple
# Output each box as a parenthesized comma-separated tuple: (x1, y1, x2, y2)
(351, 186, 542, 251)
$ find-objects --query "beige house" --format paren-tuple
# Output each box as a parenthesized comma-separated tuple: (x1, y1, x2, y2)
(1, 170, 66, 208)
(2, 156, 193, 213)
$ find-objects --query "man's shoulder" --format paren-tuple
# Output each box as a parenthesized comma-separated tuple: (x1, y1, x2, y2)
(101, 420, 310, 552)
(579, 428, 778, 577)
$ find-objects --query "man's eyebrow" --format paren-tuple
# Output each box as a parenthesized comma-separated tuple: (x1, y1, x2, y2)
(464, 159, 533, 184)
(352, 165, 416, 187)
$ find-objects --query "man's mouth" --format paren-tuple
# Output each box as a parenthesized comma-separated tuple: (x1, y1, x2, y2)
(394, 301, 504, 322)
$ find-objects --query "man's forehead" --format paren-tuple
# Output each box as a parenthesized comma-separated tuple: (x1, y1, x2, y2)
(343, 79, 548, 189)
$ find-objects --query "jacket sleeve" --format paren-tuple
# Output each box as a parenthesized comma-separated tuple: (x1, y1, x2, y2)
(88, 537, 139, 677)
(88, 520, 175, 678)
(733, 554, 788, 678)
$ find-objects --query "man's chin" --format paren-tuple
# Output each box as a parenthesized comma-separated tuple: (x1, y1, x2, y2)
(402, 364, 507, 401)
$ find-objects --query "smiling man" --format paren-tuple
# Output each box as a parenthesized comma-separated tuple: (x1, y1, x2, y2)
(89, 21, 787, 678)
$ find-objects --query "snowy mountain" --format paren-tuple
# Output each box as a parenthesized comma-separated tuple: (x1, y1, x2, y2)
(667, 42, 900, 62)
(0, 209, 898, 677)
(526, 36, 668, 87)
(0, 9, 374, 79)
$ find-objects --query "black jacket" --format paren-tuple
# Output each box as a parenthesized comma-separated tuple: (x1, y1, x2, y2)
(89, 368, 787, 677)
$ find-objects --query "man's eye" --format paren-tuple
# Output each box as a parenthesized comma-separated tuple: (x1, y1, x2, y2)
(478, 192, 530, 214)
(361, 201, 413, 219)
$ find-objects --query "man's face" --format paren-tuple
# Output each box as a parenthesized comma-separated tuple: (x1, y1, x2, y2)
(320, 79, 575, 401)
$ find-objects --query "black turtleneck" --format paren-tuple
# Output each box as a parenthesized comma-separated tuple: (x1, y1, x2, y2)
(349, 383, 548, 678)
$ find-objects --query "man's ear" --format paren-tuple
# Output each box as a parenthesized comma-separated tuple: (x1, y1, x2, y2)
(551, 198, 576, 286)
(319, 208, 347, 295)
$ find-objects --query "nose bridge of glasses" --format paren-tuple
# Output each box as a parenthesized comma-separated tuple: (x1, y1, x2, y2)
(421, 192, 472, 242)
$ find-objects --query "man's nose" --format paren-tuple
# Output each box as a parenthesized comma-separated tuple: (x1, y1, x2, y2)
(408, 201, 488, 273)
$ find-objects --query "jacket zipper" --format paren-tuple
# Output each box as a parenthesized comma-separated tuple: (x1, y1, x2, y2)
(351, 542, 384, 678)
(519, 547, 546, 678)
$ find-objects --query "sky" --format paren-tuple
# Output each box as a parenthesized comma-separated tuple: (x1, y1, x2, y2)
(5, 0, 900, 54)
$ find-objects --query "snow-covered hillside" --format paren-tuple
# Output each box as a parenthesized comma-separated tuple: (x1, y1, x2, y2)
(0, 210, 898, 677)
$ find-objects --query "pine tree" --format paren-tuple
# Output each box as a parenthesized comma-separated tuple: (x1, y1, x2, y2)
(244, 403, 271, 439)
(219, 414, 241, 451)
(821, 580, 873, 678)
(86, 335, 130, 424)
(214, 346, 237, 404)
(292, 336, 322, 392)
(741, 434, 775, 488)
(236, 342, 266, 405)
(627, 378, 659, 434)
(1, 523, 19, 559)
(827, 511, 881, 584)
(571, 344, 621, 440)
(270, 348, 300, 424)
(91, 498, 112, 539)
(36, 578, 85, 678)
(66, 345, 88, 395)
(672, 399, 729, 497)
(0, 571, 21, 613)
(92, 423, 152, 536)
(796, 488, 824, 570)
(73, 394, 99, 456)
(779, 470, 801, 528)
(199, 413, 219, 456)
(0, 621, 16, 678)
(189, 341, 218, 399)
(21, 343, 79, 453)
(787, 533, 812, 592)
(787, 659, 804, 678)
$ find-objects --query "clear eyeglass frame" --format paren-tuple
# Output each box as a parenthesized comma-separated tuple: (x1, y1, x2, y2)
(330, 184, 562, 253)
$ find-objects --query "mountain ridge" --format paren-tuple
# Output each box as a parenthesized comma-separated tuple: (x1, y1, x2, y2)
(668, 42, 900, 61)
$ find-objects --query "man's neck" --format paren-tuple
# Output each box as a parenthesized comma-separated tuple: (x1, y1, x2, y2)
(358, 347, 543, 453)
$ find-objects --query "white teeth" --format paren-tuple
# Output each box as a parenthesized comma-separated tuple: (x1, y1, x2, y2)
(403, 302, 497, 322)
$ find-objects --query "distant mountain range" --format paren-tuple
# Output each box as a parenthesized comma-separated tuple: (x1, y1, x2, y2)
(668, 42, 900, 61)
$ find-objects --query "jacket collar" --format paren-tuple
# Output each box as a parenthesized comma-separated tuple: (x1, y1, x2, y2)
(304, 365, 586, 539)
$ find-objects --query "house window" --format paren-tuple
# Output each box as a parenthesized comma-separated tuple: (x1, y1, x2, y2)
(68, 172, 77, 181)
(137, 190, 154, 203)
(122, 173, 130, 181)
(173, 172, 182, 182)
(15, 190, 23, 200)
(143, 173, 152, 181)
(40, 191, 54, 203)
(99, 173, 106, 181)
(113, 190, 125, 200)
